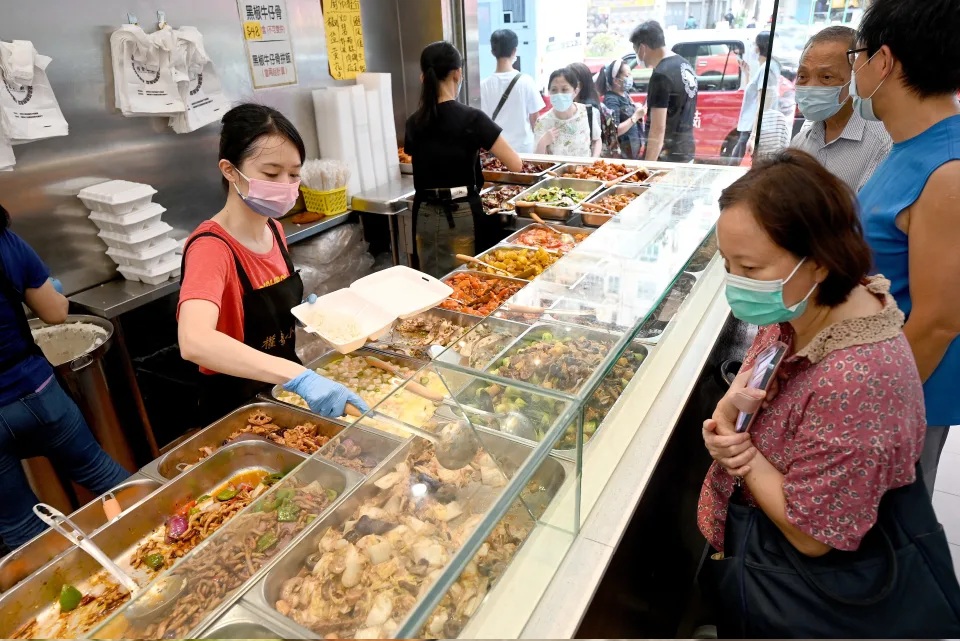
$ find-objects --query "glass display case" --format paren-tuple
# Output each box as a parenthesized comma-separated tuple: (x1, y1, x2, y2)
(77, 160, 743, 640)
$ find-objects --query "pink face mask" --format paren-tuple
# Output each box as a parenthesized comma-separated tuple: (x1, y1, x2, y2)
(234, 167, 301, 219)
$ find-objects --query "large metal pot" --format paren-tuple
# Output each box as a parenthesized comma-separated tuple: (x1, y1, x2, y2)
(25, 315, 138, 509)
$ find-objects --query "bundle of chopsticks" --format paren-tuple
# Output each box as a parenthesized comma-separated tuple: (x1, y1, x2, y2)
(301, 159, 350, 191)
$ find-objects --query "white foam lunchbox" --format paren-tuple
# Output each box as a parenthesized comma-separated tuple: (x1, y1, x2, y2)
(98, 222, 173, 254)
(78, 180, 157, 215)
(349, 265, 453, 320)
(88, 203, 166, 235)
(116, 254, 181, 285)
(105, 237, 179, 272)
(291, 289, 394, 354)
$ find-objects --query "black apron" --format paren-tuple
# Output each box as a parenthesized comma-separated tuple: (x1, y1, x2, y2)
(180, 220, 303, 423)
(0, 246, 45, 380)
(410, 190, 504, 271)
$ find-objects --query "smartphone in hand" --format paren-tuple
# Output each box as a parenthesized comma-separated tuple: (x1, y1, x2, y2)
(736, 341, 788, 433)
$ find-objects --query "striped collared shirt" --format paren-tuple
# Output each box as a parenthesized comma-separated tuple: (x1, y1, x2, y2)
(791, 110, 892, 192)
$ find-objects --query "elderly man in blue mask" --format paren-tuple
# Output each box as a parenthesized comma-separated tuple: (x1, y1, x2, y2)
(790, 26, 891, 191)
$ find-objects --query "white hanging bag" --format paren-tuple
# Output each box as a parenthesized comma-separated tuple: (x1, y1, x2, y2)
(0, 40, 69, 142)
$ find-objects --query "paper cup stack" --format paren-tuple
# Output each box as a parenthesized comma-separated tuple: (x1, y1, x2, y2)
(78, 180, 179, 285)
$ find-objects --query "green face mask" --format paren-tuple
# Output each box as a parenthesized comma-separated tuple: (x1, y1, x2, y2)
(724, 258, 818, 326)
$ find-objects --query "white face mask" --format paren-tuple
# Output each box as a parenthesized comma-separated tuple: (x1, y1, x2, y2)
(850, 50, 887, 122)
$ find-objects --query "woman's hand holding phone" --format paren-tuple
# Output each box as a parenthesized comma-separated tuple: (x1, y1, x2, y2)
(702, 368, 766, 477)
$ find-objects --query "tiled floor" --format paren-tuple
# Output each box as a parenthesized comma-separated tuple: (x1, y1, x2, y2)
(934, 428, 960, 579)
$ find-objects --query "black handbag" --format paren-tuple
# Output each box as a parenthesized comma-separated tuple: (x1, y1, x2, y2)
(703, 467, 960, 638)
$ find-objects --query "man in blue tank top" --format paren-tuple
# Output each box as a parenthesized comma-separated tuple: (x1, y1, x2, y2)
(856, 0, 960, 496)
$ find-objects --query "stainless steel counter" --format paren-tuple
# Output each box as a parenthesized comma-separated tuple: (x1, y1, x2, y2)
(69, 213, 352, 318)
(350, 175, 415, 214)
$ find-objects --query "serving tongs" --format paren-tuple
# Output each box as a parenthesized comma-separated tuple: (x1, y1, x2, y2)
(34, 503, 187, 621)
(456, 254, 514, 278)
(529, 213, 576, 247)
(33, 503, 140, 594)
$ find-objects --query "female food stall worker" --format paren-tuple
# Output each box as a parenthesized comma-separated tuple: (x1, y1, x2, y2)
(0, 202, 129, 548)
(178, 104, 368, 422)
(404, 41, 523, 278)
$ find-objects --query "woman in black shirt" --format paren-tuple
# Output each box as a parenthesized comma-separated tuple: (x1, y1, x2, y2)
(597, 59, 645, 159)
(404, 41, 522, 277)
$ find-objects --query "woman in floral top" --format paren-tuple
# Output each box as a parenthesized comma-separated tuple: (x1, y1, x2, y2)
(535, 67, 601, 157)
(699, 149, 926, 559)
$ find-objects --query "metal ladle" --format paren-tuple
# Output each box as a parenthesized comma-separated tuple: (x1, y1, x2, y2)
(363, 356, 539, 441)
(344, 404, 480, 470)
(33, 504, 187, 623)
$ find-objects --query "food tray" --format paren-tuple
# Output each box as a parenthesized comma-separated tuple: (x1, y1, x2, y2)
(509, 177, 604, 221)
(366, 307, 482, 360)
(685, 231, 718, 274)
(551, 161, 642, 187)
(244, 431, 567, 639)
(500, 222, 594, 251)
(142, 402, 346, 482)
(482, 160, 560, 185)
(439, 269, 530, 317)
(315, 425, 407, 476)
(0, 441, 310, 640)
(466, 244, 562, 281)
(291, 289, 396, 354)
(88, 202, 165, 234)
(268, 348, 427, 427)
(483, 322, 620, 391)
(349, 265, 453, 320)
(621, 167, 671, 184)
(399, 162, 413, 175)
(433, 314, 531, 371)
(0, 475, 162, 592)
(90, 454, 363, 640)
(456, 338, 650, 457)
(78, 180, 157, 215)
(196, 601, 305, 639)
(576, 183, 650, 226)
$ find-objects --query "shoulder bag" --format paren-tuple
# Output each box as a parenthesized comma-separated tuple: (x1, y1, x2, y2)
(702, 467, 960, 638)
(491, 73, 522, 121)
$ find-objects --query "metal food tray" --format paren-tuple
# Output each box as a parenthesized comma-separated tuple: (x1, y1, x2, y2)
(440, 268, 530, 317)
(621, 167, 671, 184)
(458, 329, 650, 458)
(684, 231, 718, 274)
(482, 159, 560, 185)
(0, 441, 309, 639)
(500, 222, 594, 250)
(0, 474, 162, 592)
(366, 307, 483, 360)
(508, 177, 604, 221)
(467, 244, 563, 281)
(142, 402, 345, 482)
(197, 600, 305, 639)
(576, 183, 650, 226)
(269, 348, 427, 422)
(315, 425, 407, 475)
(552, 161, 642, 186)
(243, 431, 567, 639)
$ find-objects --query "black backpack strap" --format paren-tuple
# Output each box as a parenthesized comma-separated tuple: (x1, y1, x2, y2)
(180, 231, 255, 294)
(492, 73, 522, 121)
(586, 104, 595, 141)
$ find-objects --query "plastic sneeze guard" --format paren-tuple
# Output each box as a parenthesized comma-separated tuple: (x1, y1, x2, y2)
(349, 265, 454, 319)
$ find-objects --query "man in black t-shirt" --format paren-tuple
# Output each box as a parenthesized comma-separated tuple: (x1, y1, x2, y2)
(630, 21, 698, 162)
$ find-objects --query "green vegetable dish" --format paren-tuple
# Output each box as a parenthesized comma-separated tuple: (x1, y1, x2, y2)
(520, 187, 589, 207)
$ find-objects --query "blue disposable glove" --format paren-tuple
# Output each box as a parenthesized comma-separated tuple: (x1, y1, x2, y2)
(50, 278, 64, 294)
(304, 294, 317, 304)
(283, 370, 369, 418)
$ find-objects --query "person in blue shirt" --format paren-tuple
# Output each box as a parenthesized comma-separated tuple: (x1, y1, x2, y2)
(0, 202, 129, 548)
(855, 0, 960, 495)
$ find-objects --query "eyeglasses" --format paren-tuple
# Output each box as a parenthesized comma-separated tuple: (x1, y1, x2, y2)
(846, 47, 869, 66)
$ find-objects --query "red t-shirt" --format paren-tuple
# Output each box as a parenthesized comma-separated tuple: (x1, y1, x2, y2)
(178, 220, 291, 374)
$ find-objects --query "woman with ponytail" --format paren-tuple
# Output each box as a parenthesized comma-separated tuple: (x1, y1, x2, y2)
(404, 41, 522, 277)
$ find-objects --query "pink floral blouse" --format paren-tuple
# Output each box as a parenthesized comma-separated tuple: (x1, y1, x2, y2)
(697, 277, 926, 552)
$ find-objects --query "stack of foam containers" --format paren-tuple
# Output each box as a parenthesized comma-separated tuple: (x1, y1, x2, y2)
(78, 180, 179, 285)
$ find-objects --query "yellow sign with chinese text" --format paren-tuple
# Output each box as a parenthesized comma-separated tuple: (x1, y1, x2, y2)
(322, 0, 367, 80)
